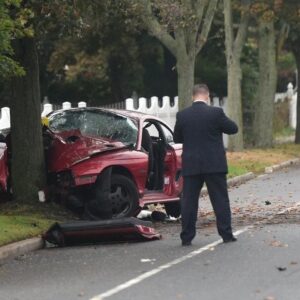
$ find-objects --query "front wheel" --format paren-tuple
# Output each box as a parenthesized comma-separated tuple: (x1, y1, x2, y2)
(109, 174, 139, 218)
(85, 174, 140, 220)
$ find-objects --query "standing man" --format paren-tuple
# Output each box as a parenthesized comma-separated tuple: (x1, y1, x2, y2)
(174, 84, 238, 246)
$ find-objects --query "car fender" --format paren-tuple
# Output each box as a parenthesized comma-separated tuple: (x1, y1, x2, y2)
(70, 149, 148, 195)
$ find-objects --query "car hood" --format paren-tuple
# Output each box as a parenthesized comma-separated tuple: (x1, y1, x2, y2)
(47, 130, 128, 172)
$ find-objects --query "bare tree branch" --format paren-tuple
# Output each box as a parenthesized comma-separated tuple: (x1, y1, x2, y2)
(223, 0, 234, 60)
(140, 0, 178, 57)
(233, 4, 250, 58)
(277, 22, 289, 56)
(196, 0, 219, 54)
(224, 0, 250, 61)
(194, 0, 207, 23)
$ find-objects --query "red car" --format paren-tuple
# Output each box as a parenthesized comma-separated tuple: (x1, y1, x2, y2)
(0, 108, 183, 218)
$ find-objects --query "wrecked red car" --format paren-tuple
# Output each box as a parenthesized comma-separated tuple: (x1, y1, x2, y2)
(0, 108, 183, 218)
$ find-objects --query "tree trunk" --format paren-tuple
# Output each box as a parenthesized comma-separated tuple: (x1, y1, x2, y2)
(294, 49, 300, 144)
(177, 54, 195, 110)
(10, 37, 46, 203)
(223, 0, 250, 151)
(226, 59, 244, 151)
(253, 21, 277, 148)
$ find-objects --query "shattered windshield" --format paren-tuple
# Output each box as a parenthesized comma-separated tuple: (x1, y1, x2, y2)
(49, 110, 138, 146)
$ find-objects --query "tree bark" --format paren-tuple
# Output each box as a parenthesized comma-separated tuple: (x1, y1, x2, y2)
(253, 21, 277, 148)
(10, 37, 46, 203)
(294, 52, 300, 144)
(177, 54, 196, 110)
(223, 0, 250, 151)
(226, 59, 244, 151)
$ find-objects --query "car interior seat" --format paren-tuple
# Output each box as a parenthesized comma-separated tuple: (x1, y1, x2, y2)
(142, 128, 155, 189)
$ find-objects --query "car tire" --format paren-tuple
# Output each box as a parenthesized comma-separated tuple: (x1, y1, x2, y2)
(85, 174, 140, 220)
(109, 174, 140, 218)
(164, 201, 181, 218)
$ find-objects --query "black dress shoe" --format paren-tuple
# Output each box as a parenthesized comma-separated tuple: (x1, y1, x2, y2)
(223, 236, 237, 243)
(182, 241, 192, 246)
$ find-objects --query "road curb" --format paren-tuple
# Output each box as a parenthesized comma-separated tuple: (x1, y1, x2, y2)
(264, 158, 300, 174)
(200, 172, 256, 196)
(0, 237, 44, 263)
(227, 172, 256, 187)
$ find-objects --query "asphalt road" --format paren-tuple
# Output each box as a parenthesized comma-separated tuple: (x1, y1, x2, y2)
(1, 166, 300, 300)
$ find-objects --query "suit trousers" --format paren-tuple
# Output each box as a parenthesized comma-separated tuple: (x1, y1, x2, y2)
(180, 173, 233, 243)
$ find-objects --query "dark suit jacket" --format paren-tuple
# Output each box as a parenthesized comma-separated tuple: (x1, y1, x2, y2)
(174, 102, 238, 176)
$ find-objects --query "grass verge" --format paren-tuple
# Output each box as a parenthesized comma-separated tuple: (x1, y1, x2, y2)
(0, 215, 53, 246)
(227, 143, 300, 178)
(0, 202, 77, 247)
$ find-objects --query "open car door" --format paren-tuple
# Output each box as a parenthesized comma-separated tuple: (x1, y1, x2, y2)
(0, 143, 8, 193)
(159, 122, 183, 197)
(141, 120, 183, 205)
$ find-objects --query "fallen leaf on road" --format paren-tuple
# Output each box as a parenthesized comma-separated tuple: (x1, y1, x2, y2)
(264, 296, 276, 300)
(276, 266, 287, 271)
(269, 240, 288, 248)
(265, 201, 271, 205)
(14, 255, 26, 261)
(290, 261, 298, 265)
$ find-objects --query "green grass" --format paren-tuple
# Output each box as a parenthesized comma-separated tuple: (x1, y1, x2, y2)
(0, 202, 76, 247)
(227, 143, 300, 178)
(227, 165, 249, 178)
(274, 127, 295, 138)
(0, 215, 54, 246)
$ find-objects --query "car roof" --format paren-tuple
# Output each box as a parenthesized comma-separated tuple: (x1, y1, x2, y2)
(47, 107, 161, 122)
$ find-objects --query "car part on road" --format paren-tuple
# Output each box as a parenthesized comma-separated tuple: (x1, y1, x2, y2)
(151, 211, 167, 221)
(137, 209, 167, 222)
(43, 218, 161, 247)
(164, 201, 181, 218)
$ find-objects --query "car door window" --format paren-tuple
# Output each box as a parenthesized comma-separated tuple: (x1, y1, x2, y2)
(159, 123, 174, 145)
(143, 122, 160, 139)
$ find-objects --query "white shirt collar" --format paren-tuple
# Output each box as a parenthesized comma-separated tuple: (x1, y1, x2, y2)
(194, 99, 207, 103)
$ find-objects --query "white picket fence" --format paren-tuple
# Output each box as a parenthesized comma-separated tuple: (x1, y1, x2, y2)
(0, 83, 297, 132)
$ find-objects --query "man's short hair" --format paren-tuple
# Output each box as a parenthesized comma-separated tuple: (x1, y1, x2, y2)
(193, 84, 209, 96)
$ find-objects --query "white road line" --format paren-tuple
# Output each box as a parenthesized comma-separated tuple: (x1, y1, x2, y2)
(89, 227, 250, 300)
(89, 201, 300, 300)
